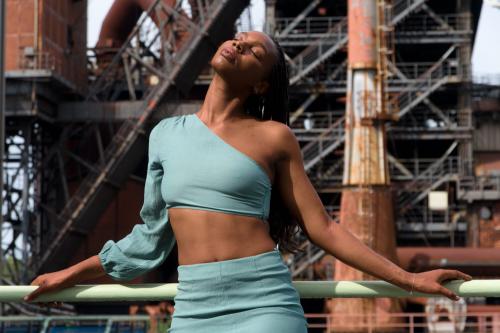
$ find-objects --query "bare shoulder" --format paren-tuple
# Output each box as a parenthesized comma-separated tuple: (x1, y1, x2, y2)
(257, 119, 300, 161)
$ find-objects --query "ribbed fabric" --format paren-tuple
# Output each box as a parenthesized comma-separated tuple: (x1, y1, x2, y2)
(169, 248, 308, 332)
(98, 114, 272, 281)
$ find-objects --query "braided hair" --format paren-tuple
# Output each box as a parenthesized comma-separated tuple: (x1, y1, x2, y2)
(243, 35, 302, 255)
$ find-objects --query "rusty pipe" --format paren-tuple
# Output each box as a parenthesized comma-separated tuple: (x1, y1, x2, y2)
(397, 247, 500, 277)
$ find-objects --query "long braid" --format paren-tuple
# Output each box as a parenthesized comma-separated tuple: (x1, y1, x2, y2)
(244, 36, 302, 255)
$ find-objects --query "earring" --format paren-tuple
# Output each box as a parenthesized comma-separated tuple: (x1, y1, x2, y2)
(259, 95, 265, 118)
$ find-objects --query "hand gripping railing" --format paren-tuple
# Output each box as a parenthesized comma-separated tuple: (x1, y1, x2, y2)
(1, 280, 499, 302)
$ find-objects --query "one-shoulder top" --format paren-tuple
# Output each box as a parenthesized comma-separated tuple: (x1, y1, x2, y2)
(98, 113, 273, 280)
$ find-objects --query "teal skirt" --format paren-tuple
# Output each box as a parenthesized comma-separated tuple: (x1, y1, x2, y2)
(168, 248, 308, 332)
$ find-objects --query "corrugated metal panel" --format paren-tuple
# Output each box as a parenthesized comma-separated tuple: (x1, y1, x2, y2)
(474, 122, 500, 151)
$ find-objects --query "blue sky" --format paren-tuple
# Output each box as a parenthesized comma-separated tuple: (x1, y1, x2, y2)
(88, 0, 500, 77)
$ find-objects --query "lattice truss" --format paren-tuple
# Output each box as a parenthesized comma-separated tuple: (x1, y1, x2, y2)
(270, 0, 475, 279)
(0, 0, 482, 299)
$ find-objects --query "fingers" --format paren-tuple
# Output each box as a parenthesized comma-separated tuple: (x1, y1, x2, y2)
(25, 273, 66, 305)
(39, 301, 63, 309)
(456, 270, 473, 281)
(25, 280, 52, 302)
(437, 269, 472, 283)
(29, 276, 42, 286)
(25, 288, 63, 306)
(24, 285, 45, 302)
(438, 285, 460, 301)
(434, 270, 472, 301)
(47, 301, 63, 308)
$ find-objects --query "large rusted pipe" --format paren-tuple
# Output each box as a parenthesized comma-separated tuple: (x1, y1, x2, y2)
(96, 0, 179, 49)
(397, 247, 500, 276)
(94, 0, 193, 70)
(331, 0, 400, 332)
(96, 0, 146, 49)
(317, 247, 500, 279)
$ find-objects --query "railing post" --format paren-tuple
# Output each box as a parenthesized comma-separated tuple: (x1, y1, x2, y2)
(104, 318, 113, 333)
(479, 315, 486, 333)
(40, 318, 51, 333)
(410, 313, 414, 333)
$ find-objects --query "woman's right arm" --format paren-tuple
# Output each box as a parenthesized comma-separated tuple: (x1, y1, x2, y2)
(25, 120, 176, 301)
(24, 255, 106, 302)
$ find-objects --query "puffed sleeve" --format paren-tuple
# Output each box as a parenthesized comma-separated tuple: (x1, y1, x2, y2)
(98, 121, 176, 281)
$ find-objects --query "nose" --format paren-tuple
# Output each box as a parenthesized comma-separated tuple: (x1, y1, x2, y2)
(232, 40, 243, 53)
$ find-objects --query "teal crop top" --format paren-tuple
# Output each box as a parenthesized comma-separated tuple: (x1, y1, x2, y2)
(98, 113, 272, 280)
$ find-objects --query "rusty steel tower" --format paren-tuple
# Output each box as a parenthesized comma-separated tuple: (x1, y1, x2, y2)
(328, 0, 404, 331)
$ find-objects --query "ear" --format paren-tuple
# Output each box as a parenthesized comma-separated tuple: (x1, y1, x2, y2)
(253, 80, 270, 95)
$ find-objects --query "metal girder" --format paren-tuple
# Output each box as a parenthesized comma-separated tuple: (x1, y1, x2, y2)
(35, 0, 251, 274)
(281, 0, 430, 85)
(397, 141, 459, 212)
(299, 47, 461, 173)
(57, 101, 202, 122)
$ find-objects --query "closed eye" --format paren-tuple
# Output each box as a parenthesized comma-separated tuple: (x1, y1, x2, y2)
(233, 37, 261, 60)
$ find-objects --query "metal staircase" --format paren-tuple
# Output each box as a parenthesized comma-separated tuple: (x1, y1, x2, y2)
(302, 116, 346, 172)
(287, 19, 347, 85)
(393, 45, 461, 119)
(397, 142, 459, 213)
(282, 0, 429, 85)
(36, 0, 250, 274)
(290, 52, 462, 276)
(300, 48, 459, 173)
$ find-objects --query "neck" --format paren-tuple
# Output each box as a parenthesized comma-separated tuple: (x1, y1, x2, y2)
(199, 74, 251, 124)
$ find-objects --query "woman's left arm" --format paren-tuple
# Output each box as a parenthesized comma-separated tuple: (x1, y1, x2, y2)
(273, 125, 472, 300)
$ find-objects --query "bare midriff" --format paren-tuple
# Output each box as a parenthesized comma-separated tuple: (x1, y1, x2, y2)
(169, 207, 277, 265)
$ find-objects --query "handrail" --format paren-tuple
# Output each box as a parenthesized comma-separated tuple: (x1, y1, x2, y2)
(0, 280, 498, 302)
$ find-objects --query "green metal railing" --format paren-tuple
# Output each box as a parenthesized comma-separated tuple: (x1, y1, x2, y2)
(0, 315, 169, 333)
(1, 280, 499, 302)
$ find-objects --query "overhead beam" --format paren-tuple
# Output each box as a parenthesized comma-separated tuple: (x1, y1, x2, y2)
(57, 101, 202, 122)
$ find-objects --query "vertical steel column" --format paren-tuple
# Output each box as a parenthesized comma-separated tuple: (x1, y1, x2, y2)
(331, 1, 403, 331)
(0, 0, 4, 263)
(457, 0, 473, 176)
(264, 0, 277, 35)
(0, 0, 5, 316)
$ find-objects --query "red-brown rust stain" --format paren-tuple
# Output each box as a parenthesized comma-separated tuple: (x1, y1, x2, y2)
(331, 188, 402, 330)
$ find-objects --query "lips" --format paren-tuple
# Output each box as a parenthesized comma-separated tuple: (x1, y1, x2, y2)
(221, 47, 236, 64)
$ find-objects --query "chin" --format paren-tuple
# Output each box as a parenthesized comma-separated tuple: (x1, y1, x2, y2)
(210, 56, 240, 81)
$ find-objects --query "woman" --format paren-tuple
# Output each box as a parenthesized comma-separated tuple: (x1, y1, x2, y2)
(25, 31, 472, 332)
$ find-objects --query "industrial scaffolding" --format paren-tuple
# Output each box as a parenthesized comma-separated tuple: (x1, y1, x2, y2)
(1, 0, 499, 317)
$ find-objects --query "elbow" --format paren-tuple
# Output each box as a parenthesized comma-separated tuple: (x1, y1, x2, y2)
(308, 217, 338, 247)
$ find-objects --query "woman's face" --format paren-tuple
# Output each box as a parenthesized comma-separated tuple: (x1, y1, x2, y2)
(210, 30, 279, 94)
